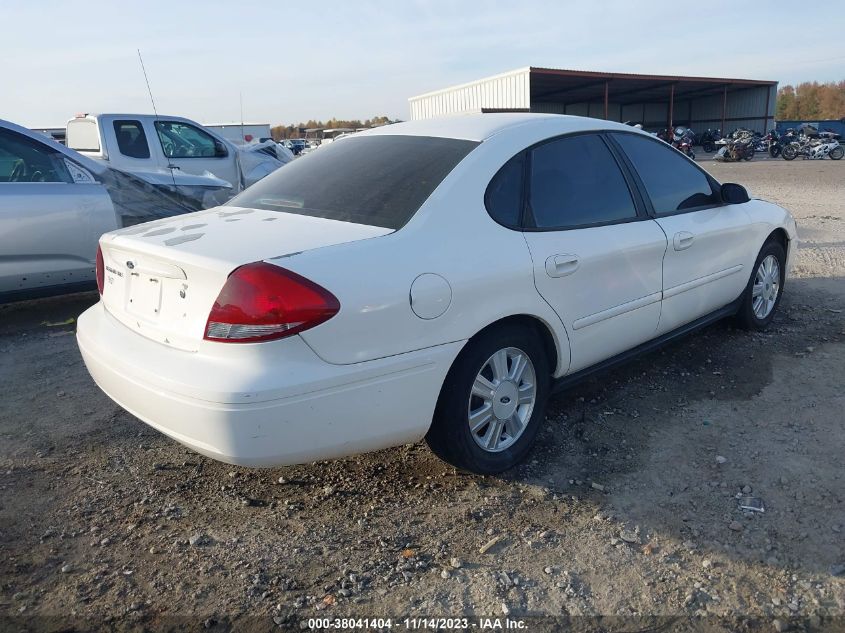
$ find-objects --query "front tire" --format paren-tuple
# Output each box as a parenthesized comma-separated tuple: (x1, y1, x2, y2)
(829, 146, 844, 160)
(426, 324, 550, 474)
(782, 145, 797, 160)
(735, 241, 786, 330)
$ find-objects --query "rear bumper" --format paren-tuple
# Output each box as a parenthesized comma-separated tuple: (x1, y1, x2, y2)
(77, 303, 463, 466)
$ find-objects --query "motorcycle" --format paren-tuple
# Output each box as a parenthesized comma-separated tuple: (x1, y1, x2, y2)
(714, 137, 755, 162)
(699, 128, 721, 153)
(782, 135, 844, 160)
(671, 126, 696, 159)
(765, 130, 783, 158)
(655, 128, 673, 144)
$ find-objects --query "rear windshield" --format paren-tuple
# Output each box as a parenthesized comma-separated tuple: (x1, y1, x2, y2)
(227, 135, 479, 229)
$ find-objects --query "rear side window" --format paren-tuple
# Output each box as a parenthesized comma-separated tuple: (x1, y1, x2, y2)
(66, 119, 100, 152)
(611, 133, 719, 214)
(229, 135, 479, 229)
(529, 134, 637, 229)
(113, 120, 150, 159)
(485, 153, 525, 227)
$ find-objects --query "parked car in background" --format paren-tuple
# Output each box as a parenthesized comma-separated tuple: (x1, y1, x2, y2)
(77, 114, 797, 474)
(0, 119, 203, 303)
(285, 139, 307, 155)
(66, 114, 285, 205)
(248, 139, 295, 165)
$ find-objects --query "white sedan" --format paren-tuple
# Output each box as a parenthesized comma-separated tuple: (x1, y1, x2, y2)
(77, 114, 797, 474)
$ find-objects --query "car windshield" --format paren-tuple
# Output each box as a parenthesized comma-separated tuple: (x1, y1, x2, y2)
(227, 135, 479, 229)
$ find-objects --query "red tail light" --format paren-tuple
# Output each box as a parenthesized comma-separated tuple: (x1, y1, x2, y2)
(205, 262, 340, 343)
(95, 245, 105, 295)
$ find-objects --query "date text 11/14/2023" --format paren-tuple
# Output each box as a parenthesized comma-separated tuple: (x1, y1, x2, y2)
(306, 617, 528, 630)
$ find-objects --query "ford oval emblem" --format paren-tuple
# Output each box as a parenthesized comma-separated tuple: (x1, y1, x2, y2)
(126, 261, 135, 270)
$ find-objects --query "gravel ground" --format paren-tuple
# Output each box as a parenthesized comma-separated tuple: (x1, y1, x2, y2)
(1, 159, 844, 632)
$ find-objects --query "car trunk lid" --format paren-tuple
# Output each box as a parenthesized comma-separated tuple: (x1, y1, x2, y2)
(99, 206, 392, 351)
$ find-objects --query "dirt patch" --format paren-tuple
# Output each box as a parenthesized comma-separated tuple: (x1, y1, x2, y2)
(1, 160, 844, 630)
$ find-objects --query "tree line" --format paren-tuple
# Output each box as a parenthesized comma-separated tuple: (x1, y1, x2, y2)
(776, 81, 845, 120)
(271, 116, 399, 140)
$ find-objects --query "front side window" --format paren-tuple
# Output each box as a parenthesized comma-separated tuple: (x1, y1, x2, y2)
(154, 121, 223, 158)
(229, 135, 479, 230)
(528, 134, 637, 229)
(113, 120, 150, 159)
(612, 133, 719, 214)
(0, 129, 72, 183)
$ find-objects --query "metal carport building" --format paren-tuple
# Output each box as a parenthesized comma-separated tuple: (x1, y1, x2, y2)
(409, 67, 777, 133)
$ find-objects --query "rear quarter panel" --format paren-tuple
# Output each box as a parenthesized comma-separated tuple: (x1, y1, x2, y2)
(280, 133, 572, 374)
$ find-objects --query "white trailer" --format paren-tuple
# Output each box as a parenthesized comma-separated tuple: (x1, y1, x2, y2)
(205, 123, 272, 145)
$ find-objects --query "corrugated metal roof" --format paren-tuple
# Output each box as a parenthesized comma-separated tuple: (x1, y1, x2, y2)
(530, 67, 777, 85)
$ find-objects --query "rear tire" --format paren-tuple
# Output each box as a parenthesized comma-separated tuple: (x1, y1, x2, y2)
(426, 324, 550, 474)
(782, 145, 797, 160)
(735, 241, 786, 331)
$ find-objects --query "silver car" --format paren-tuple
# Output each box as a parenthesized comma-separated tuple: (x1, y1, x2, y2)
(0, 119, 199, 303)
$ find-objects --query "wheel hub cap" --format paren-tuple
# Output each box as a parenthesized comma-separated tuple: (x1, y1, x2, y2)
(492, 381, 519, 419)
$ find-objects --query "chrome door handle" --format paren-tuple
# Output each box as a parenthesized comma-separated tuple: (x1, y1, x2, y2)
(673, 231, 694, 251)
(545, 254, 579, 278)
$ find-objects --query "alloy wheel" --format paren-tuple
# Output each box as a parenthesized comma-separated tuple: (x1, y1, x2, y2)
(752, 255, 780, 319)
(467, 347, 536, 453)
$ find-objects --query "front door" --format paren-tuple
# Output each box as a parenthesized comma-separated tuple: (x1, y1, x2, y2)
(610, 132, 751, 334)
(151, 119, 240, 190)
(520, 133, 667, 373)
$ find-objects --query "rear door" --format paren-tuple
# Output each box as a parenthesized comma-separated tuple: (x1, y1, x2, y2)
(0, 127, 115, 299)
(610, 133, 752, 334)
(519, 133, 667, 373)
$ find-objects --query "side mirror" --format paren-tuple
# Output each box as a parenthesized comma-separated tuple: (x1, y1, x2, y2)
(721, 182, 749, 204)
(214, 141, 229, 158)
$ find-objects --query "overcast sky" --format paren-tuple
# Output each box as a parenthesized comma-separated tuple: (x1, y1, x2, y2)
(5, 0, 844, 127)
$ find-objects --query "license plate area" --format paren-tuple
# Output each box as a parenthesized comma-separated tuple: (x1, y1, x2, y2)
(126, 272, 163, 319)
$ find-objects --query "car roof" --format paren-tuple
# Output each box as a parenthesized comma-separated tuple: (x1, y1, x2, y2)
(358, 113, 643, 142)
(67, 114, 199, 125)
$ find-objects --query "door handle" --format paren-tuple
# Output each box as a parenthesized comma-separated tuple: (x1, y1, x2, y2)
(673, 231, 694, 251)
(545, 254, 579, 278)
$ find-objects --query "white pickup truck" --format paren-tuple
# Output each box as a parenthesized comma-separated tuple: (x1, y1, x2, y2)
(66, 114, 288, 208)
